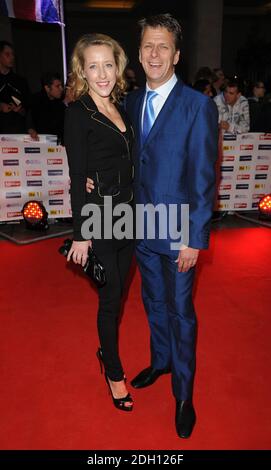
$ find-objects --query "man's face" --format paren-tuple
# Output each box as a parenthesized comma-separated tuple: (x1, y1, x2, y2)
(0, 45, 14, 70)
(254, 82, 265, 98)
(224, 86, 241, 106)
(204, 83, 213, 98)
(45, 79, 63, 99)
(139, 26, 180, 89)
(125, 68, 136, 81)
(216, 69, 225, 86)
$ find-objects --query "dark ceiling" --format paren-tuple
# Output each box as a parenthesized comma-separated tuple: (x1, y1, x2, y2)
(225, 0, 268, 5)
(65, 0, 271, 15)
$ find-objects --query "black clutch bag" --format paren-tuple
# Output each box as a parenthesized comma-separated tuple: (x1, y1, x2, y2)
(59, 238, 106, 288)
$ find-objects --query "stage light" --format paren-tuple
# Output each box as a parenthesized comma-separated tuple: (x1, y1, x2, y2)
(22, 201, 48, 230)
(258, 194, 271, 220)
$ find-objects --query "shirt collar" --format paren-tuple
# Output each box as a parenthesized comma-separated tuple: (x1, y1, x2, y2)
(146, 73, 178, 99)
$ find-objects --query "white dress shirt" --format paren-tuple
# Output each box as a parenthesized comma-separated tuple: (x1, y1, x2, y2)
(141, 73, 178, 130)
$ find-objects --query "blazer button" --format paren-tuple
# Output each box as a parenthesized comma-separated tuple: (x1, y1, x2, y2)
(142, 159, 146, 164)
(141, 183, 145, 188)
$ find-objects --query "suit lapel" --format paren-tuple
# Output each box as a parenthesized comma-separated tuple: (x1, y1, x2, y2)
(131, 88, 145, 148)
(143, 80, 184, 147)
(80, 93, 129, 133)
(79, 93, 97, 111)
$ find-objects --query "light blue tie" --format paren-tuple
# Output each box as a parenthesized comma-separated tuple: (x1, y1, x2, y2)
(142, 90, 157, 144)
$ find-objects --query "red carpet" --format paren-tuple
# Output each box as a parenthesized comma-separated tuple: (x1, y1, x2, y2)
(0, 228, 270, 450)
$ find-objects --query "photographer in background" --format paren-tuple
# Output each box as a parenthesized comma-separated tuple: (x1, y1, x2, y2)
(0, 40, 30, 133)
(27, 72, 65, 143)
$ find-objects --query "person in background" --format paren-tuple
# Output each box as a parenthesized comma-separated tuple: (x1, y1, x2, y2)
(248, 80, 267, 132)
(193, 79, 214, 97)
(63, 73, 75, 107)
(0, 40, 30, 133)
(27, 72, 65, 143)
(214, 78, 250, 134)
(248, 80, 266, 102)
(193, 66, 216, 96)
(194, 66, 215, 84)
(258, 79, 271, 131)
(124, 66, 139, 93)
(212, 68, 225, 95)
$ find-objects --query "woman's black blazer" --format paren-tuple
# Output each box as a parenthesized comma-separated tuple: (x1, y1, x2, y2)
(64, 93, 134, 241)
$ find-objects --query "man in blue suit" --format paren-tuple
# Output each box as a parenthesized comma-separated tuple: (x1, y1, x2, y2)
(125, 14, 218, 439)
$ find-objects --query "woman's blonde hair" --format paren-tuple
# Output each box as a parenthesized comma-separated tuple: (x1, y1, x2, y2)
(69, 33, 128, 102)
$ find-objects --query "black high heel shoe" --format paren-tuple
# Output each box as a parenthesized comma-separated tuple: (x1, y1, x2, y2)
(96, 347, 133, 412)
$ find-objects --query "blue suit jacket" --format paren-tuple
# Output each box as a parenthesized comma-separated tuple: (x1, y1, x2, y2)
(125, 79, 218, 254)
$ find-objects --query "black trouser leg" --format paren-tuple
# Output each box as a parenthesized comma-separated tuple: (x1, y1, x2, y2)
(96, 241, 134, 381)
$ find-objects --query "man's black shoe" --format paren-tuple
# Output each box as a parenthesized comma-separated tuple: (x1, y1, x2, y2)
(175, 400, 196, 439)
(130, 366, 170, 389)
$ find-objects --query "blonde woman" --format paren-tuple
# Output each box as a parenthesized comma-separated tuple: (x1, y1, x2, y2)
(64, 34, 134, 411)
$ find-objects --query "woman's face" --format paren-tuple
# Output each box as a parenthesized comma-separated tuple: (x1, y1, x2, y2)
(83, 44, 117, 100)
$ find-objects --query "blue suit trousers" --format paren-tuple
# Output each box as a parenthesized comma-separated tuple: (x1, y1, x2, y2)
(136, 240, 197, 401)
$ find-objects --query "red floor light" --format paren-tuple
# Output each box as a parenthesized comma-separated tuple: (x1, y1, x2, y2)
(22, 201, 48, 230)
(258, 194, 271, 220)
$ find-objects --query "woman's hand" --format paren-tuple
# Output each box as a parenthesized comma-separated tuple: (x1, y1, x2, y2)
(67, 239, 92, 266)
(86, 177, 95, 193)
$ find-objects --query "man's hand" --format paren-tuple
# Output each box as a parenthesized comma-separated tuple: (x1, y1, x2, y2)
(86, 177, 95, 193)
(175, 247, 199, 273)
(0, 102, 12, 113)
(220, 120, 230, 131)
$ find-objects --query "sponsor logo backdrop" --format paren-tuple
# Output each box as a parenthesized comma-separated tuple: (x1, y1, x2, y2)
(1, 134, 271, 220)
(217, 133, 271, 210)
(0, 140, 71, 221)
